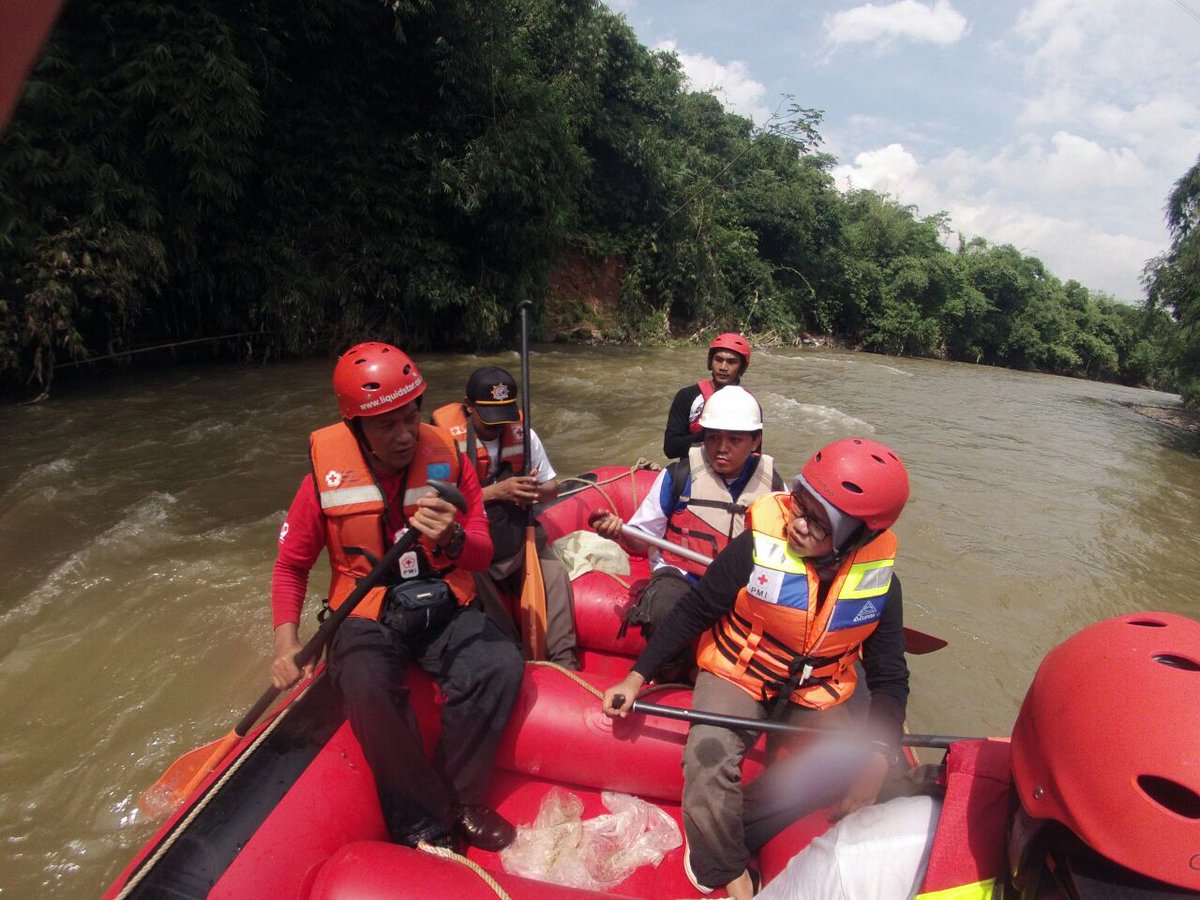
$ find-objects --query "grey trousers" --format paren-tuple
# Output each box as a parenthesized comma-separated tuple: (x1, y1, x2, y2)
(472, 542, 580, 669)
(682, 671, 862, 889)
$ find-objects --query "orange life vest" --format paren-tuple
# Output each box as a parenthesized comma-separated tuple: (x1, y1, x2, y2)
(695, 492, 898, 710)
(662, 446, 777, 576)
(687, 379, 718, 434)
(915, 739, 1012, 899)
(309, 421, 475, 621)
(430, 402, 525, 484)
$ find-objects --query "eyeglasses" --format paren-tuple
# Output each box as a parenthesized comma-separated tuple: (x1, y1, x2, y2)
(790, 490, 830, 541)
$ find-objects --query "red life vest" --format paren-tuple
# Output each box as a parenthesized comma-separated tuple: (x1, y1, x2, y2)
(309, 421, 475, 620)
(430, 402, 525, 483)
(915, 739, 1012, 899)
(662, 446, 777, 576)
(695, 493, 897, 710)
(686, 379, 718, 434)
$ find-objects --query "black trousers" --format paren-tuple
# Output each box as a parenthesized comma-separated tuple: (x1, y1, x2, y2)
(327, 605, 524, 844)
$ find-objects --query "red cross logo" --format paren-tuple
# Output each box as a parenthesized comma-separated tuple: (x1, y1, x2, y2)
(757, 573, 770, 585)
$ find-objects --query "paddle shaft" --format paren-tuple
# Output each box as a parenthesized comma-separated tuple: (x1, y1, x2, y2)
(517, 300, 535, 519)
(234, 478, 467, 737)
(616, 697, 972, 750)
(516, 299, 549, 659)
(619, 525, 947, 654)
(621, 523, 712, 565)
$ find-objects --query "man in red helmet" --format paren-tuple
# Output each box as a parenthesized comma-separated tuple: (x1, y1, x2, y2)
(269, 342, 524, 853)
(663, 332, 752, 459)
(603, 438, 912, 900)
(756, 611, 1200, 899)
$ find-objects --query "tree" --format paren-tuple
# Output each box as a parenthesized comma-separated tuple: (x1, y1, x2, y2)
(1144, 154, 1200, 405)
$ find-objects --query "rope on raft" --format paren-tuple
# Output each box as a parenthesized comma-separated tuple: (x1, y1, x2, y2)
(417, 841, 514, 899)
(555, 458, 661, 514)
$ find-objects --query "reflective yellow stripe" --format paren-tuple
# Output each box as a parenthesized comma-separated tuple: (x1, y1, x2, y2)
(751, 532, 806, 574)
(839, 559, 894, 599)
(916, 877, 997, 899)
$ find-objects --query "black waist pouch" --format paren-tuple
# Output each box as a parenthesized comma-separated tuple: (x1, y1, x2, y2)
(380, 578, 455, 638)
(484, 500, 526, 561)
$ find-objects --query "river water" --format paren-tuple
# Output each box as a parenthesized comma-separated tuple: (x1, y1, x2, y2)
(1, 345, 1197, 897)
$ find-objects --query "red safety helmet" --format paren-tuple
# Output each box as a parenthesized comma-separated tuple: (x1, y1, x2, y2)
(800, 438, 909, 531)
(332, 342, 426, 419)
(1009, 611, 1200, 894)
(708, 332, 751, 371)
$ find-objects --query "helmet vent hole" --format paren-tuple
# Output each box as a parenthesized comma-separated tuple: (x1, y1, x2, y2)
(842, 480, 863, 495)
(1137, 775, 1200, 819)
(1153, 652, 1200, 671)
(403, 364, 411, 375)
(363, 381, 381, 391)
(1128, 618, 1167, 628)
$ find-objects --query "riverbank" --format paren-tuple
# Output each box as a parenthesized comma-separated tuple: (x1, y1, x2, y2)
(1128, 402, 1200, 436)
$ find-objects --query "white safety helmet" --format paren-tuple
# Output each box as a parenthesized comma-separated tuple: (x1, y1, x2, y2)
(697, 385, 763, 432)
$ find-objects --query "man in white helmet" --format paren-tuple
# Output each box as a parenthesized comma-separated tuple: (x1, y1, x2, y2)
(591, 385, 782, 668)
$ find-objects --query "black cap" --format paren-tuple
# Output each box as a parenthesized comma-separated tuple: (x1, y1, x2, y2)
(465, 366, 520, 425)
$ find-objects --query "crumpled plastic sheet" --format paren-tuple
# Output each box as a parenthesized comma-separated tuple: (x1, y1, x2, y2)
(499, 788, 682, 891)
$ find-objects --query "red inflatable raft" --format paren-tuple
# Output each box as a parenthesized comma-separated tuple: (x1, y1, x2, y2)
(104, 464, 907, 899)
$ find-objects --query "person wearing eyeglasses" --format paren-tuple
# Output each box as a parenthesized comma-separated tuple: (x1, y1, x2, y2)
(602, 437, 912, 900)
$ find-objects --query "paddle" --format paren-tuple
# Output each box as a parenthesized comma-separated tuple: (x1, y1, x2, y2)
(139, 478, 468, 819)
(611, 695, 973, 750)
(516, 299, 548, 659)
(617, 523, 948, 655)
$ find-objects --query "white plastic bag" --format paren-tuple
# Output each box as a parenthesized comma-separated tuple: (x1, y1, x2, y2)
(552, 529, 632, 580)
(499, 788, 682, 891)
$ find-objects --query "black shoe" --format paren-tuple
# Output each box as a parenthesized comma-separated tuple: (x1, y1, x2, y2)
(455, 804, 515, 851)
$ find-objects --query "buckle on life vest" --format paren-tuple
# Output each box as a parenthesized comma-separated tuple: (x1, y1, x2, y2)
(765, 656, 815, 718)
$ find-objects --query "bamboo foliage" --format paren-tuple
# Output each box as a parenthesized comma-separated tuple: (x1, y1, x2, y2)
(0, 0, 1186, 398)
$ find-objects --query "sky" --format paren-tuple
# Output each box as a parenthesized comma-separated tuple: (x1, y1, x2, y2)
(610, 0, 1200, 304)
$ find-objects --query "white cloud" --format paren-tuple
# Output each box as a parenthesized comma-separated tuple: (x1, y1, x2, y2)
(652, 40, 771, 125)
(823, 0, 969, 49)
(1028, 131, 1149, 192)
(833, 143, 925, 196)
(623, 0, 1200, 302)
(831, 139, 1166, 300)
(1012, 0, 1200, 160)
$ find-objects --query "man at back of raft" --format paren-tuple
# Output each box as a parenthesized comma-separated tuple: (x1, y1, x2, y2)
(269, 342, 523, 853)
(662, 332, 752, 459)
(590, 385, 783, 666)
(602, 438, 912, 900)
(430, 365, 579, 668)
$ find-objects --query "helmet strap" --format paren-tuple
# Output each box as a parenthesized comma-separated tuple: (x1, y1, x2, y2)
(348, 417, 395, 477)
(812, 525, 877, 573)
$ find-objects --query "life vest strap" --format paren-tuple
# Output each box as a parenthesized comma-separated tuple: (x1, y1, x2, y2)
(679, 496, 748, 515)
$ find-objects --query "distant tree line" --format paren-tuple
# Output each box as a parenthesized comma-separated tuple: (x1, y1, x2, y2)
(0, 0, 1193, 403)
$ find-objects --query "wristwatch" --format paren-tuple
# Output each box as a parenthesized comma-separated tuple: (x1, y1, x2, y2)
(441, 522, 466, 559)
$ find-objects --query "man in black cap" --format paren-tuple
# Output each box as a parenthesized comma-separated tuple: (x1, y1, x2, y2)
(431, 366, 579, 668)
